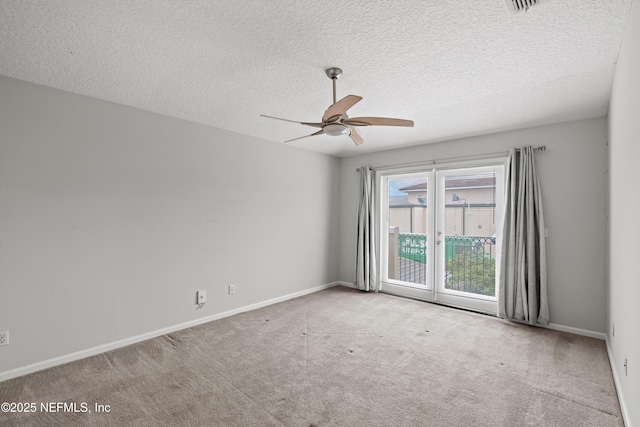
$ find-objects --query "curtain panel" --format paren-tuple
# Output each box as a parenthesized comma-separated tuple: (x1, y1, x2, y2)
(499, 147, 549, 325)
(355, 166, 378, 291)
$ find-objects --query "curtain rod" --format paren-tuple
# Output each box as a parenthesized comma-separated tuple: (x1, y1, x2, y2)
(355, 145, 546, 172)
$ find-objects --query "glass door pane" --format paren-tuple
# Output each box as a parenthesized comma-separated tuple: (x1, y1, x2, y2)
(435, 166, 503, 309)
(383, 172, 433, 290)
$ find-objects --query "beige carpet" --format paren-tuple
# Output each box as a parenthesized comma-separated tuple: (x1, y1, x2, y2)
(0, 286, 622, 426)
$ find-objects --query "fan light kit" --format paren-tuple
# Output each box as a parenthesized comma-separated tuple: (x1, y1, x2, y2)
(324, 123, 350, 136)
(261, 68, 413, 146)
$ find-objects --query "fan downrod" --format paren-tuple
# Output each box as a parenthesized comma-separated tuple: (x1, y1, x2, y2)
(325, 67, 342, 104)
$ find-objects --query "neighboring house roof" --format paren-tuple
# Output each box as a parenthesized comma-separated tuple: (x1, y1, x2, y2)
(399, 176, 496, 193)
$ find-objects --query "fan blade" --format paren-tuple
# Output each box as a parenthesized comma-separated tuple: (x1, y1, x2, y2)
(322, 95, 363, 122)
(260, 115, 324, 128)
(342, 117, 414, 127)
(284, 129, 324, 143)
(348, 126, 364, 146)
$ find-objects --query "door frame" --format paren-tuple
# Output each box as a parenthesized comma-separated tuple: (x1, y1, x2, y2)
(377, 158, 507, 315)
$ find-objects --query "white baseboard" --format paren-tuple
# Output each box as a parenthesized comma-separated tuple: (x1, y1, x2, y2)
(605, 337, 632, 427)
(335, 280, 357, 289)
(0, 282, 340, 383)
(545, 322, 607, 341)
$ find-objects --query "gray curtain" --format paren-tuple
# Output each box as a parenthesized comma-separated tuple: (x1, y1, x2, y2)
(355, 166, 378, 291)
(499, 147, 549, 325)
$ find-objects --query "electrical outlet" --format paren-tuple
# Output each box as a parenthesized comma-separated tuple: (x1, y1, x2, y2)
(228, 284, 235, 295)
(0, 330, 8, 346)
(197, 290, 207, 304)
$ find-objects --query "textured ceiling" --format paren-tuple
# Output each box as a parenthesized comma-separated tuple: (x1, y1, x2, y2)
(0, 1, 633, 157)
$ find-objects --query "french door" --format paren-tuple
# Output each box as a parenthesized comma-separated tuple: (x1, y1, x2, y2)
(380, 164, 504, 314)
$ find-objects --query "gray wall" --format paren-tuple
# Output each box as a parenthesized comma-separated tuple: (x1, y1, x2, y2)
(0, 76, 340, 374)
(608, 0, 640, 424)
(338, 117, 608, 334)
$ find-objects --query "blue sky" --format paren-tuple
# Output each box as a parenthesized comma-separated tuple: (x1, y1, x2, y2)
(389, 178, 426, 196)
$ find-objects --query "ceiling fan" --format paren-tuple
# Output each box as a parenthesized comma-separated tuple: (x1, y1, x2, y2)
(260, 68, 414, 146)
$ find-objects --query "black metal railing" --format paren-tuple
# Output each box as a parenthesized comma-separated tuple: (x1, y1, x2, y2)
(393, 235, 496, 297)
(444, 236, 496, 296)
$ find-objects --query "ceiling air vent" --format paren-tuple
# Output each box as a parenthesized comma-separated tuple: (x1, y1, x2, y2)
(505, 0, 547, 14)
